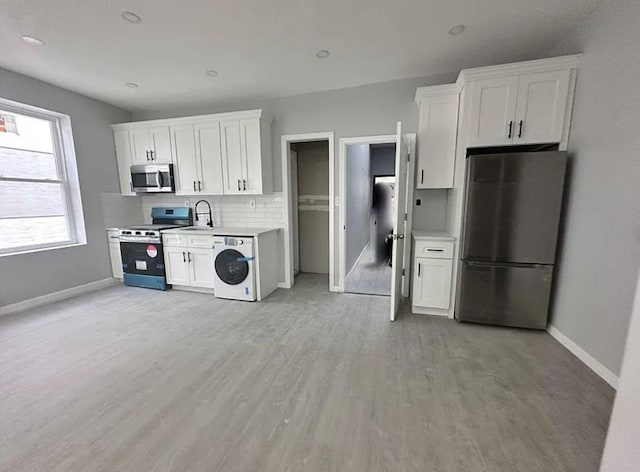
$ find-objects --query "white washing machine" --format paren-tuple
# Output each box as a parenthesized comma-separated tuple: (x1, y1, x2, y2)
(212, 236, 256, 301)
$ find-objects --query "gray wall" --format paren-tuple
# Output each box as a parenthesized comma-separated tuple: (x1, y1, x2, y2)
(0, 68, 131, 307)
(296, 141, 329, 274)
(345, 144, 372, 273)
(542, 0, 640, 375)
(600, 268, 640, 471)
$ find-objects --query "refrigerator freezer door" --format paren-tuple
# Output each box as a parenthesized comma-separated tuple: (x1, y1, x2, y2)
(461, 151, 567, 264)
(457, 261, 554, 329)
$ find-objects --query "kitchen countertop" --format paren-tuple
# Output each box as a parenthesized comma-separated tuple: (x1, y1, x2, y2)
(162, 226, 280, 237)
(105, 227, 120, 231)
(412, 230, 456, 242)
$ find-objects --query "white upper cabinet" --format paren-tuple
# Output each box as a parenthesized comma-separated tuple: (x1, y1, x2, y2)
(467, 76, 519, 147)
(514, 70, 571, 145)
(113, 129, 135, 196)
(195, 121, 224, 195)
(414, 85, 460, 189)
(171, 124, 200, 195)
(461, 57, 578, 148)
(112, 109, 272, 197)
(220, 120, 245, 194)
(240, 118, 264, 194)
(129, 126, 173, 164)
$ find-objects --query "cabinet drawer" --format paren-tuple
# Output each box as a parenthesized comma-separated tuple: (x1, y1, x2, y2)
(163, 233, 187, 247)
(187, 235, 214, 248)
(414, 240, 454, 259)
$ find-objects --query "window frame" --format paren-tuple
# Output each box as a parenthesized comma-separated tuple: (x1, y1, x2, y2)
(0, 97, 86, 257)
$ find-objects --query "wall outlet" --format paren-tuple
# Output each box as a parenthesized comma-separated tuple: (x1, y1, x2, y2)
(184, 199, 190, 207)
(249, 199, 256, 210)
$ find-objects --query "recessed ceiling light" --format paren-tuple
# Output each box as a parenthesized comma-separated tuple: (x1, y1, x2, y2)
(205, 69, 219, 77)
(126, 82, 139, 88)
(121, 11, 142, 24)
(22, 35, 44, 46)
(448, 24, 466, 36)
(316, 49, 330, 59)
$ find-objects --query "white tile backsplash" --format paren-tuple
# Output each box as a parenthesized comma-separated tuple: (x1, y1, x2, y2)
(140, 193, 285, 229)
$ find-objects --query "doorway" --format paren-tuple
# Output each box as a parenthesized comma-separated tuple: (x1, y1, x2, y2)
(292, 141, 330, 276)
(281, 132, 336, 291)
(344, 143, 397, 296)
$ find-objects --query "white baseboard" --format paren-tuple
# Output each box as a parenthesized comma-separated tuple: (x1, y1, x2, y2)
(277, 282, 290, 289)
(0, 278, 120, 317)
(547, 324, 619, 389)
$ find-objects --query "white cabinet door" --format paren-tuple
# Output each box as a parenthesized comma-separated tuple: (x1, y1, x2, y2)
(220, 120, 244, 194)
(129, 128, 151, 164)
(108, 242, 123, 279)
(149, 126, 173, 163)
(467, 76, 519, 147)
(113, 129, 135, 196)
(413, 257, 452, 309)
(514, 70, 571, 145)
(171, 124, 199, 195)
(240, 118, 262, 194)
(188, 248, 215, 288)
(164, 247, 190, 286)
(195, 121, 224, 195)
(416, 94, 459, 189)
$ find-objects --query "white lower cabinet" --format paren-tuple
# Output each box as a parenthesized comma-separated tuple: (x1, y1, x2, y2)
(411, 236, 454, 316)
(164, 234, 215, 289)
(188, 248, 216, 288)
(107, 230, 123, 279)
(165, 247, 191, 286)
(413, 258, 452, 309)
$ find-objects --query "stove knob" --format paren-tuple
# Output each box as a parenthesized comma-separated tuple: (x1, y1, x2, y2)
(238, 240, 244, 245)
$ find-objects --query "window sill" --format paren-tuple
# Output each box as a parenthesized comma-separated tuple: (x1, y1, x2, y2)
(0, 241, 87, 258)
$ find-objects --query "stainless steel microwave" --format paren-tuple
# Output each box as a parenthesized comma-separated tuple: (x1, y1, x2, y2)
(130, 164, 175, 193)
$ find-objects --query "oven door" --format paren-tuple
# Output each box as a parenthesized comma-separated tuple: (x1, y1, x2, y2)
(131, 164, 174, 193)
(120, 241, 166, 277)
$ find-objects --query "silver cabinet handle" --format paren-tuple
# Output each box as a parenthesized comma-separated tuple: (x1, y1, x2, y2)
(418, 263, 421, 277)
(193, 181, 197, 192)
(243, 179, 246, 191)
(146, 150, 150, 161)
(198, 180, 202, 191)
(237, 179, 241, 191)
(187, 252, 192, 263)
(182, 251, 186, 262)
(150, 150, 155, 161)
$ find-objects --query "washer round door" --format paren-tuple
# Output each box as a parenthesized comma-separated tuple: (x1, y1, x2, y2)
(215, 249, 249, 285)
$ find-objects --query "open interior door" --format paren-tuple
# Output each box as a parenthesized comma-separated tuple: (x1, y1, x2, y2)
(390, 121, 408, 321)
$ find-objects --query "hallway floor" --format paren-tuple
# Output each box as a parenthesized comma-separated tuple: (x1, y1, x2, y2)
(345, 244, 392, 296)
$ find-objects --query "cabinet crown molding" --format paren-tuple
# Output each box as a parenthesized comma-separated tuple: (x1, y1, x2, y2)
(456, 54, 581, 86)
(111, 108, 265, 130)
(414, 84, 461, 105)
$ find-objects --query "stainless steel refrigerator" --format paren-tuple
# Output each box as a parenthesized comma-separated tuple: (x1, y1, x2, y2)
(457, 151, 567, 329)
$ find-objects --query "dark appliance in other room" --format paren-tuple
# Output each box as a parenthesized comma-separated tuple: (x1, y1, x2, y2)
(130, 164, 175, 193)
(119, 207, 193, 290)
(457, 151, 567, 329)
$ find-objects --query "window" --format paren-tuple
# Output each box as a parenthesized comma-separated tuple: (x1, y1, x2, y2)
(0, 98, 86, 255)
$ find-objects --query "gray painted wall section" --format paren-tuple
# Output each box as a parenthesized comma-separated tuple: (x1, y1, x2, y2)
(0, 68, 131, 307)
(345, 144, 371, 274)
(600, 268, 640, 471)
(542, 0, 640, 375)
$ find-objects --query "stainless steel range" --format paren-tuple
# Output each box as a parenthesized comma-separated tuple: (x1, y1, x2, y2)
(119, 207, 193, 290)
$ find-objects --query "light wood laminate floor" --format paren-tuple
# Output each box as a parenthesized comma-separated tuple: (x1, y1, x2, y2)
(0, 274, 614, 472)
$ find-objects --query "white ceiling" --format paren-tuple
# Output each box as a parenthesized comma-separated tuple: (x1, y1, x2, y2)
(0, 0, 599, 111)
